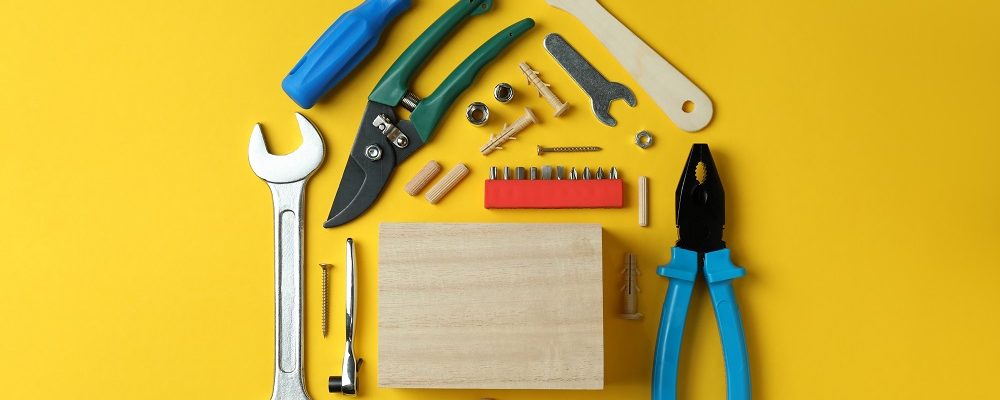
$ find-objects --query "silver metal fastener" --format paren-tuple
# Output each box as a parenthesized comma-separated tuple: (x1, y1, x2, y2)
(536, 145, 603, 155)
(320, 263, 333, 338)
(466, 102, 490, 126)
(636, 131, 654, 149)
(494, 82, 515, 103)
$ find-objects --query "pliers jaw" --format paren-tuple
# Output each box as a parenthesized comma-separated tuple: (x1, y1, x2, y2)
(675, 143, 726, 254)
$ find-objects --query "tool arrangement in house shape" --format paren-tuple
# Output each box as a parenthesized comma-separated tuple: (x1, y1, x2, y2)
(248, 0, 754, 398)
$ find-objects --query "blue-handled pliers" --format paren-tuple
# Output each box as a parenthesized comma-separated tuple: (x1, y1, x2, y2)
(653, 144, 751, 400)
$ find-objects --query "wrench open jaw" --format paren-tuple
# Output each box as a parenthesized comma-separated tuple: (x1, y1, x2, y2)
(248, 112, 325, 400)
(249, 113, 325, 184)
(544, 33, 636, 127)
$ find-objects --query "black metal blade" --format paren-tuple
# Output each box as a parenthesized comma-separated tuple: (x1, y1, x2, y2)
(324, 103, 424, 228)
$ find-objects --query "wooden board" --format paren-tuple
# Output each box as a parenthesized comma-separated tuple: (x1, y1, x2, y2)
(378, 223, 604, 389)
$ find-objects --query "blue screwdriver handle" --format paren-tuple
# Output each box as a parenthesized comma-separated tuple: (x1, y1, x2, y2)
(704, 249, 751, 400)
(282, 0, 411, 109)
(653, 247, 698, 400)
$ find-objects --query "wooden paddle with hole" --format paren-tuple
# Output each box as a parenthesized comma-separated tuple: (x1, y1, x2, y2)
(546, 0, 714, 132)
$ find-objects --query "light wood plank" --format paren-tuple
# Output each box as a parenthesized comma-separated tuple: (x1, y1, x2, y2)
(378, 223, 604, 389)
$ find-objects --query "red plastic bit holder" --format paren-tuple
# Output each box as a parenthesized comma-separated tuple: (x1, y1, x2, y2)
(484, 179, 624, 209)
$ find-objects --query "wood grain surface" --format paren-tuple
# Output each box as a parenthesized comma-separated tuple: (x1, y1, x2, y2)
(378, 223, 604, 389)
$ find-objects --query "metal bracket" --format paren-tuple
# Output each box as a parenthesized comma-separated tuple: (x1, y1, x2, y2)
(372, 114, 409, 148)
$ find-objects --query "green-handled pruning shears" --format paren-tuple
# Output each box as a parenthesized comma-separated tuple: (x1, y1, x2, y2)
(325, 0, 533, 227)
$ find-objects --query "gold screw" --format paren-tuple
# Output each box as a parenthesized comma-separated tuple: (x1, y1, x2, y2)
(320, 263, 333, 337)
(536, 145, 603, 155)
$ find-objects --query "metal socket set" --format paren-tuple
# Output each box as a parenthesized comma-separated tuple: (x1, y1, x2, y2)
(485, 165, 623, 209)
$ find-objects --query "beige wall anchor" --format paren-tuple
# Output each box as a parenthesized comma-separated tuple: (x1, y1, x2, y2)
(519, 62, 569, 117)
(404, 160, 443, 196)
(480, 108, 538, 155)
(425, 164, 470, 204)
(620, 252, 643, 320)
(639, 176, 649, 227)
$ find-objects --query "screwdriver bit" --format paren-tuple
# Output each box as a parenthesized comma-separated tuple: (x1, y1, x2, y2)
(583, 167, 592, 180)
(596, 167, 605, 179)
(541, 166, 553, 180)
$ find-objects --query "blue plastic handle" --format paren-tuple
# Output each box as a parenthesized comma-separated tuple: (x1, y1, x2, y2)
(704, 249, 751, 400)
(652, 247, 698, 400)
(282, 0, 411, 109)
(653, 247, 751, 400)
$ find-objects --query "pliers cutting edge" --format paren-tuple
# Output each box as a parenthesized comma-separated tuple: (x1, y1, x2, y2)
(654, 144, 751, 400)
(325, 0, 534, 227)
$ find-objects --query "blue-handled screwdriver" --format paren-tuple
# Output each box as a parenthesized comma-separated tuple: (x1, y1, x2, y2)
(282, 0, 411, 109)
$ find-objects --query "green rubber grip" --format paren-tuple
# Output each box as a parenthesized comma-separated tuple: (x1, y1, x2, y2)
(410, 18, 535, 141)
(368, 0, 493, 106)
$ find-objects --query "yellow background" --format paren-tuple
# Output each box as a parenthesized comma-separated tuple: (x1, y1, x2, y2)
(2, 0, 999, 398)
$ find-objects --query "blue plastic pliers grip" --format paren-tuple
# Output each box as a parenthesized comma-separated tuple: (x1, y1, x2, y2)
(653, 144, 751, 400)
(654, 247, 750, 400)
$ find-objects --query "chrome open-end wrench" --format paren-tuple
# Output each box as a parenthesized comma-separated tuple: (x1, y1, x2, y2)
(544, 33, 636, 127)
(249, 113, 325, 400)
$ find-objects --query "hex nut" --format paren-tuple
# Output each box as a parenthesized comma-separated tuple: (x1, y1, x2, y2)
(466, 102, 490, 126)
(493, 83, 514, 103)
(635, 131, 654, 149)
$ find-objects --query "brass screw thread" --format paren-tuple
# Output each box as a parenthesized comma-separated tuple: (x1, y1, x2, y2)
(320, 263, 332, 337)
(536, 146, 603, 155)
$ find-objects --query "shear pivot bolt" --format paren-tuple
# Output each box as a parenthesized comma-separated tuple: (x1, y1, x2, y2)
(365, 144, 383, 161)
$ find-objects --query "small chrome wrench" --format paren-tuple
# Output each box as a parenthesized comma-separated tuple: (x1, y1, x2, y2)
(329, 238, 361, 395)
(544, 33, 636, 127)
(249, 113, 325, 400)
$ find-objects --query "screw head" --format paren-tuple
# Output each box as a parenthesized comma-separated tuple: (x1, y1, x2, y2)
(365, 144, 383, 161)
(393, 135, 408, 148)
(536, 145, 545, 155)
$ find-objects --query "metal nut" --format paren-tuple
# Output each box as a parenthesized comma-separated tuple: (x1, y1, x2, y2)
(493, 83, 514, 103)
(466, 102, 490, 126)
(364, 144, 383, 161)
(635, 131, 654, 149)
